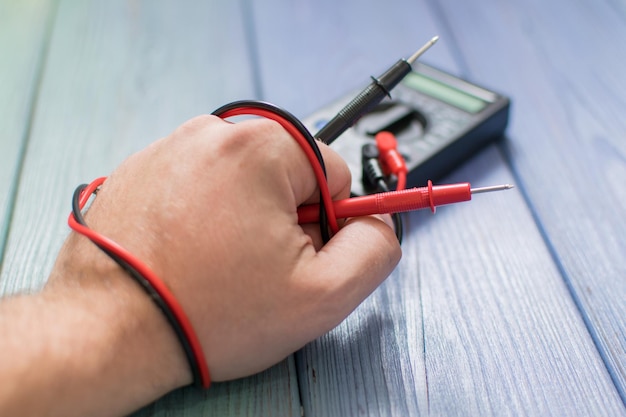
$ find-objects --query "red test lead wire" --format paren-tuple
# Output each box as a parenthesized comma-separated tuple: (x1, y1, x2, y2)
(297, 180, 514, 223)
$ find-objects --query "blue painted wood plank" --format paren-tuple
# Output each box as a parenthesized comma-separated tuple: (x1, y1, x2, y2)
(251, 0, 626, 415)
(415, 150, 624, 416)
(133, 357, 301, 417)
(0, 0, 257, 293)
(433, 0, 626, 402)
(0, 1, 300, 415)
(0, 0, 55, 264)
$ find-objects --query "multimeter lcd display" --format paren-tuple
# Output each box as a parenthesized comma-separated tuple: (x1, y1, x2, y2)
(403, 72, 487, 113)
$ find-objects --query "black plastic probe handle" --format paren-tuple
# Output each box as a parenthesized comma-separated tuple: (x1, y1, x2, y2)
(316, 59, 412, 145)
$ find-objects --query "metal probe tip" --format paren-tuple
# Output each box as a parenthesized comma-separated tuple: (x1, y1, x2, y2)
(470, 184, 515, 194)
(407, 35, 440, 64)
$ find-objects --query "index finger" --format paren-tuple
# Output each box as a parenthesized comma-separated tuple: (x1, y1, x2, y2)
(290, 140, 352, 207)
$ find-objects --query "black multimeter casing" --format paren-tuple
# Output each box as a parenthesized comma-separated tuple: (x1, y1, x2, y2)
(303, 63, 510, 196)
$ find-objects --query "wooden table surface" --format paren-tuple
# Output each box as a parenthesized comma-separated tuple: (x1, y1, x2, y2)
(1, 1, 624, 416)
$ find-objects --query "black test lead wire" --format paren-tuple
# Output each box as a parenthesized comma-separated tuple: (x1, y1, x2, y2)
(315, 36, 439, 145)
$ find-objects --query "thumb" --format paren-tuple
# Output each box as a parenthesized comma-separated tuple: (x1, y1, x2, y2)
(305, 215, 402, 332)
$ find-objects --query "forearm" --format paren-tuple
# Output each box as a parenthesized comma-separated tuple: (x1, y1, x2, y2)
(0, 237, 191, 417)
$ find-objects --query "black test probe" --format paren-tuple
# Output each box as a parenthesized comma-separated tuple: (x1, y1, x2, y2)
(315, 36, 439, 145)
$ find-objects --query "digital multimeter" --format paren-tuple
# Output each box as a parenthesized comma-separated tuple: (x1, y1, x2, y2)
(304, 63, 510, 196)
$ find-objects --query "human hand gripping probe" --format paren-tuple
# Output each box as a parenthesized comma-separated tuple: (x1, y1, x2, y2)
(297, 182, 514, 223)
(315, 36, 439, 145)
(66, 36, 510, 390)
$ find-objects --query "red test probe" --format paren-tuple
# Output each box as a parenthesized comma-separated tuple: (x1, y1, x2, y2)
(297, 181, 513, 223)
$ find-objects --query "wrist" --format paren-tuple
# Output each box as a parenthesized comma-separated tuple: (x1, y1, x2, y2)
(43, 233, 193, 414)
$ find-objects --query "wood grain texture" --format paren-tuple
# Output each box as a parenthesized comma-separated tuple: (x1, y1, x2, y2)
(133, 357, 300, 417)
(432, 0, 626, 401)
(416, 150, 623, 416)
(0, 0, 55, 263)
(251, 0, 626, 415)
(0, 0, 256, 294)
(0, 1, 300, 415)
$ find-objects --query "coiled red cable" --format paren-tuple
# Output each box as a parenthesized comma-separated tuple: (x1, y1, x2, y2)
(69, 177, 211, 388)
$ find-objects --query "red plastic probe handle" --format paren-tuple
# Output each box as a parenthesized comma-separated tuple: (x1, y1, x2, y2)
(297, 181, 471, 223)
(375, 132, 406, 173)
(375, 131, 408, 190)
